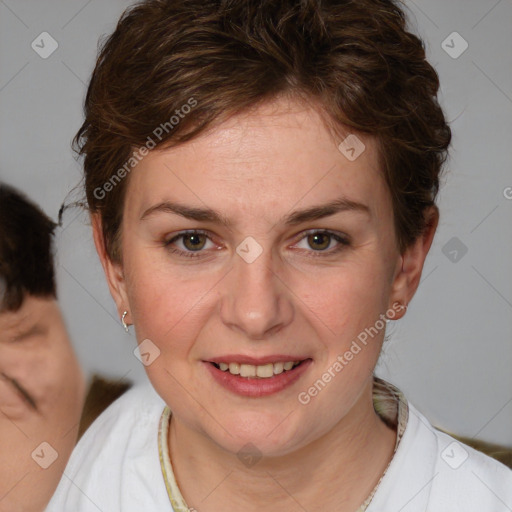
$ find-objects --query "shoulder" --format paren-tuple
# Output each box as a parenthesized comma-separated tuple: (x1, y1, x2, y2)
(426, 411, 512, 511)
(369, 400, 512, 512)
(67, 382, 164, 459)
(45, 382, 170, 511)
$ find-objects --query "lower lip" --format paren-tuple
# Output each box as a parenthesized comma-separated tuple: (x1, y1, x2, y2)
(204, 359, 312, 397)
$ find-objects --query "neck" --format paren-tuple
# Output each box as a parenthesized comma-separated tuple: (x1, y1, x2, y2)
(168, 377, 397, 512)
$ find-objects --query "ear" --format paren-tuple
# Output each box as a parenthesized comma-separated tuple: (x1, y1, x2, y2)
(91, 214, 130, 323)
(388, 206, 439, 320)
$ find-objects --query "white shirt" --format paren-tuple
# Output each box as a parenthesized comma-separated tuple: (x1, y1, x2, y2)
(45, 379, 512, 512)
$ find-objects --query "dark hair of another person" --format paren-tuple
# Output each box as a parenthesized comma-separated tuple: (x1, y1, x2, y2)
(0, 184, 57, 311)
(73, 0, 451, 263)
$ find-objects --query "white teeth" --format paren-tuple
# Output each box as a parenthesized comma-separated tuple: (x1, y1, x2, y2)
(215, 360, 302, 378)
(256, 363, 274, 378)
(228, 362, 240, 375)
(240, 364, 256, 377)
(273, 362, 284, 375)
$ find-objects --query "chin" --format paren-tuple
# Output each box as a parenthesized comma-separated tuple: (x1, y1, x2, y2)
(207, 414, 309, 460)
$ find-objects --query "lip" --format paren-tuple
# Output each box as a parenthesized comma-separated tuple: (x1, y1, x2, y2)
(205, 354, 309, 365)
(203, 358, 313, 397)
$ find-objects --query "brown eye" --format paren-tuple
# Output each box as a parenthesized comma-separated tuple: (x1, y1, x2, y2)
(182, 233, 207, 251)
(294, 230, 350, 257)
(307, 232, 331, 251)
(164, 230, 216, 258)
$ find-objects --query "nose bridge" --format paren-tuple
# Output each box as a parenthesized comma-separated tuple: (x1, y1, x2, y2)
(220, 238, 292, 339)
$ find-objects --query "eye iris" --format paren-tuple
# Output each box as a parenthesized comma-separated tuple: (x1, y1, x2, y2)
(183, 233, 206, 251)
(308, 233, 330, 251)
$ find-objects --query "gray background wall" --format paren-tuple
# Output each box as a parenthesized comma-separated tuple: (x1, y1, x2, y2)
(0, 0, 511, 444)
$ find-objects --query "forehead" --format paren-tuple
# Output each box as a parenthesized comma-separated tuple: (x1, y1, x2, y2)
(125, 96, 390, 223)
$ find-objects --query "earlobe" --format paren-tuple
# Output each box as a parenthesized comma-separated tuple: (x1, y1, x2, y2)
(90, 214, 129, 320)
(388, 206, 439, 320)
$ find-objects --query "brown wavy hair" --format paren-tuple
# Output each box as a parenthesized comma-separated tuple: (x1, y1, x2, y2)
(73, 0, 451, 263)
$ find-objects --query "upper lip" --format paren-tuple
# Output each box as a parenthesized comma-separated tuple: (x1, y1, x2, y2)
(206, 355, 310, 365)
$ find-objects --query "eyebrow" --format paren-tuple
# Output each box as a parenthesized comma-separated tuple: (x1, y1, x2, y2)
(140, 197, 370, 227)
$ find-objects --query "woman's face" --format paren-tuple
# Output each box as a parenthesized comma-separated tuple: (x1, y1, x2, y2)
(97, 96, 429, 456)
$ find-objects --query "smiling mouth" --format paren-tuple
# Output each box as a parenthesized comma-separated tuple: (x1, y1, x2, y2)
(210, 359, 310, 379)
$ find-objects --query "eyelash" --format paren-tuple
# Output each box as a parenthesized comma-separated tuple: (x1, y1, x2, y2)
(163, 229, 350, 259)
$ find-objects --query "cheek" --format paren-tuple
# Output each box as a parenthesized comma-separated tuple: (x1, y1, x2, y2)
(293, 258, 390, 344)
(125, 253, 216, 356)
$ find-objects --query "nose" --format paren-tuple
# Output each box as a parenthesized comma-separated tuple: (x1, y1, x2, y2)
(219, 243, 294, 340)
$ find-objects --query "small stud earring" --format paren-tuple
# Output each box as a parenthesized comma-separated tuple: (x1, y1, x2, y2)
(121, 310, 129, 333)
